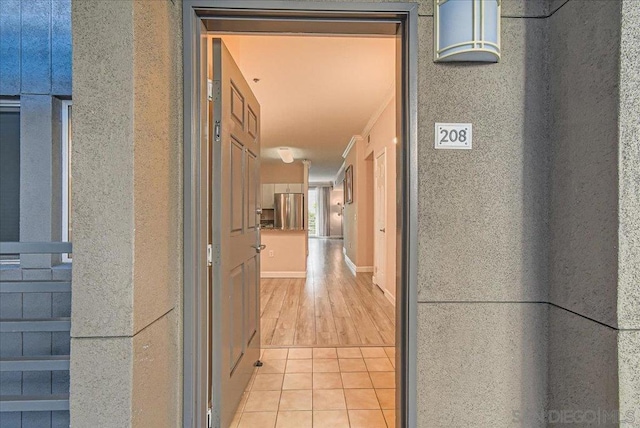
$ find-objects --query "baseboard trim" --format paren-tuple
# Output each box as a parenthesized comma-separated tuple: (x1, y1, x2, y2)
(261, 271, 307, 278)
(344, 254, 374, 275)
(384, 289, 396, 306)
(344, 254, 357, 275)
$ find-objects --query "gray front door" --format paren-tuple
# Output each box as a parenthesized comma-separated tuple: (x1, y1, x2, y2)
(209, 38, 261, 428)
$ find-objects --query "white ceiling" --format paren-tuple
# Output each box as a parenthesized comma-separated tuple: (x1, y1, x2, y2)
(220, 34, 396, 182)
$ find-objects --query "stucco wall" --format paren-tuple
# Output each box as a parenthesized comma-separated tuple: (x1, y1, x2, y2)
(548, 0, 640, 419)
(416, 2, 551, 424)
(70, 0, 182, 426)
(68, 0, 640, 426)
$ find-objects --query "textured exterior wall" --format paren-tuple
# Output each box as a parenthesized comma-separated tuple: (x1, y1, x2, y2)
(549, 0, 621, 329)
(547, 306, 619, 421)
(547, 3, 622, 415)
(419, 304, 548, 427)
(418, 15, 550, 303)
(416, 3, 550, 425)
(68, 0, 640, 426)
(548, 0, 640, 421)
(618, 0, 640, 331)
(617, 0, 640, 417)
(70, 0, 183, 426)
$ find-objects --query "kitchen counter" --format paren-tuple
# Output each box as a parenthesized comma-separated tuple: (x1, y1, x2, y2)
(260, 230, 307, 278)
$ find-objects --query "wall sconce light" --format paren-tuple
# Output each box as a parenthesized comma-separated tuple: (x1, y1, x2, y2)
(434, 0, 501, 63)
(278, 147, 294, 163)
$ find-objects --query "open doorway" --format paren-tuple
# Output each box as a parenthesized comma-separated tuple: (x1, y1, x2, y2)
(183, 3, 418, 428)
(218, 32, 398, 426)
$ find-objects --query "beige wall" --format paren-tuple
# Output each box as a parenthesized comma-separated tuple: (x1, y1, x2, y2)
(364, 97, 397, 299)
(261, 160, 305, 183)
(343, 137, 374, 268)
(260, 230, 307, 276)
(342, 138, 360, 265)
(342, 96, 396, 284)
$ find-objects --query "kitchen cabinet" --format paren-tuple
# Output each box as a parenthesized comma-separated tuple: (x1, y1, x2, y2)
(262, 184, 275, 209)
(272, 183, 304, 194)
(274, 184, 289, 194)
(288, 183, 303, 193)
(262, 183, 304, 197)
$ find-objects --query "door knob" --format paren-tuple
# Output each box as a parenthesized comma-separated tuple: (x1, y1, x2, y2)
(380, 228, 386, 233)
(251, 244, 267, 253)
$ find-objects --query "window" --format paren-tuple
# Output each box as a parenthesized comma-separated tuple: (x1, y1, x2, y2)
(62, 101, 72, 261)
(0, 100, 20, 262)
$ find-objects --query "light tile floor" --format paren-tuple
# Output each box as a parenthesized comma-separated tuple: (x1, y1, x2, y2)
(231, 347, 396, 428)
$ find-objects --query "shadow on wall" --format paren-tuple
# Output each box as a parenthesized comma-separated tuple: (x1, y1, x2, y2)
(520, 0, 551, 420)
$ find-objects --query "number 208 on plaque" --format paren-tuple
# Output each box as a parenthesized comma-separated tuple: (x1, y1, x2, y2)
(435, 123, 472, 150)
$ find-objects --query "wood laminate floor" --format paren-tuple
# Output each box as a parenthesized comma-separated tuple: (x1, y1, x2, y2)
(261, 239, 395, 347)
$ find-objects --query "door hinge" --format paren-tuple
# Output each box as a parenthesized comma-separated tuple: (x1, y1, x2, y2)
(207, 407, 212, 428)
(207, 244, 213, 267)
(208, 79, 221, 102)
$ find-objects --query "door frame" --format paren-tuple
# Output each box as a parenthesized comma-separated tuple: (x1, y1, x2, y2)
(183, 2, 418, 427)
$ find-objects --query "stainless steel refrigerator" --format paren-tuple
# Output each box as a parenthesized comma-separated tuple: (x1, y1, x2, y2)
(274, 193, 305, 230)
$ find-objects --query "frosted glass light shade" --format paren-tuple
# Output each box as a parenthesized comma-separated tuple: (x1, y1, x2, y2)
(278, 147, 294, 163)
(434, 0, 501, 62)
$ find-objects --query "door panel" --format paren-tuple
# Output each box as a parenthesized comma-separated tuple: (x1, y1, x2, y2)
(245, 255, 259, 344)
(230, 138, 244, 233)
(229, 264, 245, 372)
(230, 82, 245, 126)
(247, 151, 258, 230)
(209, 38, 261, 428)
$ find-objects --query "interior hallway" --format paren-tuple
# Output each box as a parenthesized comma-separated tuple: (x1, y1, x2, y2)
(261, 239, 395, 347)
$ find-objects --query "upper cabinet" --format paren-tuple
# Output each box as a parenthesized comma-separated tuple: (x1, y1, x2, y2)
(262, 183, 275, 209)
(288, 183, 303, 193)
(262, 183, 305, 208)
(274, 184, 289, 194)
(273, 183, 304, 194)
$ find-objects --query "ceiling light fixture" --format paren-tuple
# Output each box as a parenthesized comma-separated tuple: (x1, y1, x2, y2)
(278, 148, 294, 164)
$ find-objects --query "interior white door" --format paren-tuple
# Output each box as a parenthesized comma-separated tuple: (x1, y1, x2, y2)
(374, 150, 387, 291)
(209, 38, 261, 428)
